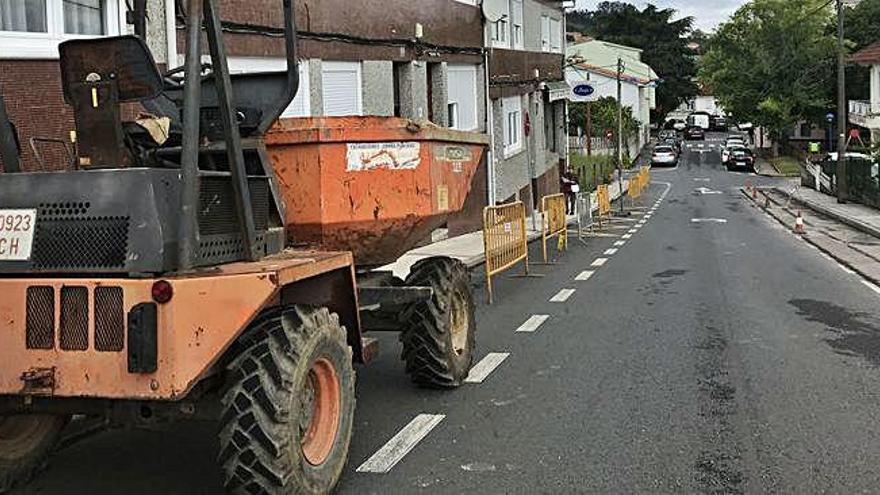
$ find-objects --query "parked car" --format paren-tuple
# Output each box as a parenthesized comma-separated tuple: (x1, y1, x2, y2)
(710, 115, 728, 132)
(651, 144, 679, 166)
(725, 146, 755, 172)
(721, 136, 747, 163)
(685, 126, 705, 140)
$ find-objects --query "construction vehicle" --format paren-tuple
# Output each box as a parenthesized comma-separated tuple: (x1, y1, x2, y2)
(0, 1, 486, 493)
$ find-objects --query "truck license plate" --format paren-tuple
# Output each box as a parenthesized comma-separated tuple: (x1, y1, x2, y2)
(0, 209, 37, 261)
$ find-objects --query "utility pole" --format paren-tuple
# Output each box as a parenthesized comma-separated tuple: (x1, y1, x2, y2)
(616, 57, 626, 215)
(836, 0, 848, 203)
(585, 101, 592, 156)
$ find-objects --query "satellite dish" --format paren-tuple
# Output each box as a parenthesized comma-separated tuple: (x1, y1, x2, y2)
(481, 0, 508, 23)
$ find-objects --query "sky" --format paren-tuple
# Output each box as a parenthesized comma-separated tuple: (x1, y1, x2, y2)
(573, 0, 750, 32)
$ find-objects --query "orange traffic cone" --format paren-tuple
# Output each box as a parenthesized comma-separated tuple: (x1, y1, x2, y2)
(794, 210, 806, 234)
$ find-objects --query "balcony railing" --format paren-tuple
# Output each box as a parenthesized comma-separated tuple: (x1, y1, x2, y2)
(850, 100, 877, 117)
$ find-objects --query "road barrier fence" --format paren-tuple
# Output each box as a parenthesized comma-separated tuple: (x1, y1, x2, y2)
(540, 193, 568, 263)
(573, 191, 593, 243)
(482, 201, 530, 304)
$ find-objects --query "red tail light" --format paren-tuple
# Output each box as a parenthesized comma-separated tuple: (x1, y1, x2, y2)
(151, 280, 173, 304)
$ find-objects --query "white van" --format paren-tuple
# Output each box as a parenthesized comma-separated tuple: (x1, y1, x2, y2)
(687, 113, 711, 130)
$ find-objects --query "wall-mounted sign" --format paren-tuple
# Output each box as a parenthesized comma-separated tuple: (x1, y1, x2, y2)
(572, 84, 595, 97)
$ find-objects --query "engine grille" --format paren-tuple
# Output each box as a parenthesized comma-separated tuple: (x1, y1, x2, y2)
(25, 286, 55, 350)
(32, 213, 130, 270)
(94, 287, 124, 352)
(25, 285, 125, 352)
(60, 286, 89, 351)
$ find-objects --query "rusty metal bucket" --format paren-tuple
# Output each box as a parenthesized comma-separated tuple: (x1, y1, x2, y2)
(266, 117, 489, 266)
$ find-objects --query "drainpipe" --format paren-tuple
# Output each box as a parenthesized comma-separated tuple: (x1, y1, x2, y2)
(481, 6, 497, 206)
(165, 0, 178, 68)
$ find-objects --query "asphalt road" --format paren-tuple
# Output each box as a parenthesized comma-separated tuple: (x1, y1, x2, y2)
(19, 132, 880, 493)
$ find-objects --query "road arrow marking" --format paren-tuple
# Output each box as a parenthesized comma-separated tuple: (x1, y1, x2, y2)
(691, 218, 728, 224)
(695, 187, 722, 195)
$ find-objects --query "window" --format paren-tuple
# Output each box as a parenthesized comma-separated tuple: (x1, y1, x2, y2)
(490, 0, 510, 48)
(502, 96, 523, 157)
(0, 0, 47, 32)
(541, 15, 551, 52)
(800, 122, 813, 138)
(510, 0, 523, 50)
(322, 61, 362, 117)
(63, 0, 104, 35)
(0, 0, 123, 59)
(447, 64, 478, 131)
(228, 57, 311, 118)
(550, 18, 562, 53)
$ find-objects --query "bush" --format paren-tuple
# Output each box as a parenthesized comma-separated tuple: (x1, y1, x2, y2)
(569, 153, 626, 190)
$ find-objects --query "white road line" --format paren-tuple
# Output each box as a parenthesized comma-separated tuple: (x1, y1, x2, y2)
(637, 221, 647, 226)
(840, 265, 856, 275)
(604, 248, 618, 255)
(356, 414, 445, 473)
(550, 288, 576, 302)
(862, 280, 880, 296)
(628, 229, 638, 234)
(613, 240, 626, 247)
(516, 314, 550, 333)
(691, 218, 728, 223)
(591, 258, 608, 267)
(465, 352, 510, 383)
(644, 214, 652, 219)
(575, 270, 595, 281)
(622, 234, 632, 239)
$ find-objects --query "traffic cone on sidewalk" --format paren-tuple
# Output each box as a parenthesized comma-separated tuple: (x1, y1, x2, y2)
(794, 210, 806, 234)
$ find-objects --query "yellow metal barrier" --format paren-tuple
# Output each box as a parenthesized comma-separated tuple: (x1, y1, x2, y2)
(628, 173, 641, 201)
(597, 184, 611, 219)
(540, 193, 568, 263)
(483, 201, 529, 304)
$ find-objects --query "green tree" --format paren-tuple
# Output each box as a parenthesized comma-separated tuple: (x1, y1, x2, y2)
(843, 0, 880, 100)
(566, 2, 699, 121)
(700, 0, 836, 156)
(568, 97, 640, 143)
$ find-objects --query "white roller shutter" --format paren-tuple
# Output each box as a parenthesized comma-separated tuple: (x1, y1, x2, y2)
(447, 64, 478, 131)
(322, 61, 362, 116)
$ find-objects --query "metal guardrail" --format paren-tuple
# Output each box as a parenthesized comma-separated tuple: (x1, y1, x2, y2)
(482, 201, 530, 304)
(540, 193, 568, 263)
(572, 191, 593, 244)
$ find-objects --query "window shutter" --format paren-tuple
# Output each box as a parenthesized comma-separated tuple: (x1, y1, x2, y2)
(322, 61, 362, 117)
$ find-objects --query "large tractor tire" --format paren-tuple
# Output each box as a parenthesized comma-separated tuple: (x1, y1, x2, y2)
(400, 257, 476, 388)
(219, 306, 355, 495)
(0, 414, 67, 493)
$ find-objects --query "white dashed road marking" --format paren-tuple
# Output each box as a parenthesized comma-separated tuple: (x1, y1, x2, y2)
(550, 289, 576, 302)
(691, 218, 728, 224)
(357, 414, 445, 473)
(465, 352, 510, 383)
(862, 281, 880, 296)
(604, 248, 618, 256)
(575, 270, 595, 281)
(591, 258, 608, 267)
(613, 240, 626, 247)
(516, 314, 550, 333)
(622, 234, 632, 239)
(628, 229, 638, 234)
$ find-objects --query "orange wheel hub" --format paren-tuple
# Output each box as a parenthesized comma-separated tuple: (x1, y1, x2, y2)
(300, 357, 341, 466)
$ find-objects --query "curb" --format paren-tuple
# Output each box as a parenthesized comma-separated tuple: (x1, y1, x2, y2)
(741, 188, 880, 288)
(772, 187, 880, 240)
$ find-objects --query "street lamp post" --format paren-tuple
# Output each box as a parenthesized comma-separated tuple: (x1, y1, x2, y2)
(836, 0, 848, 203)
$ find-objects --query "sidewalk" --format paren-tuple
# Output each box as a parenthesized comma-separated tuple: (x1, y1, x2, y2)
(774, 185, 880, 239)
(755, 157, 783, 177)
(381, 178, 632, 278)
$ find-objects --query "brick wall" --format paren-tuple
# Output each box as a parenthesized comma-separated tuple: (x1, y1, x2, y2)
(0, 61, 73, 172)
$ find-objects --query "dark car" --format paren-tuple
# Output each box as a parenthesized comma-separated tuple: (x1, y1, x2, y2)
(662, 137, 682, 153)
(725, 146, 755, 172)
(685, 126, 705, 141)
(710, 115, 728, 132)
